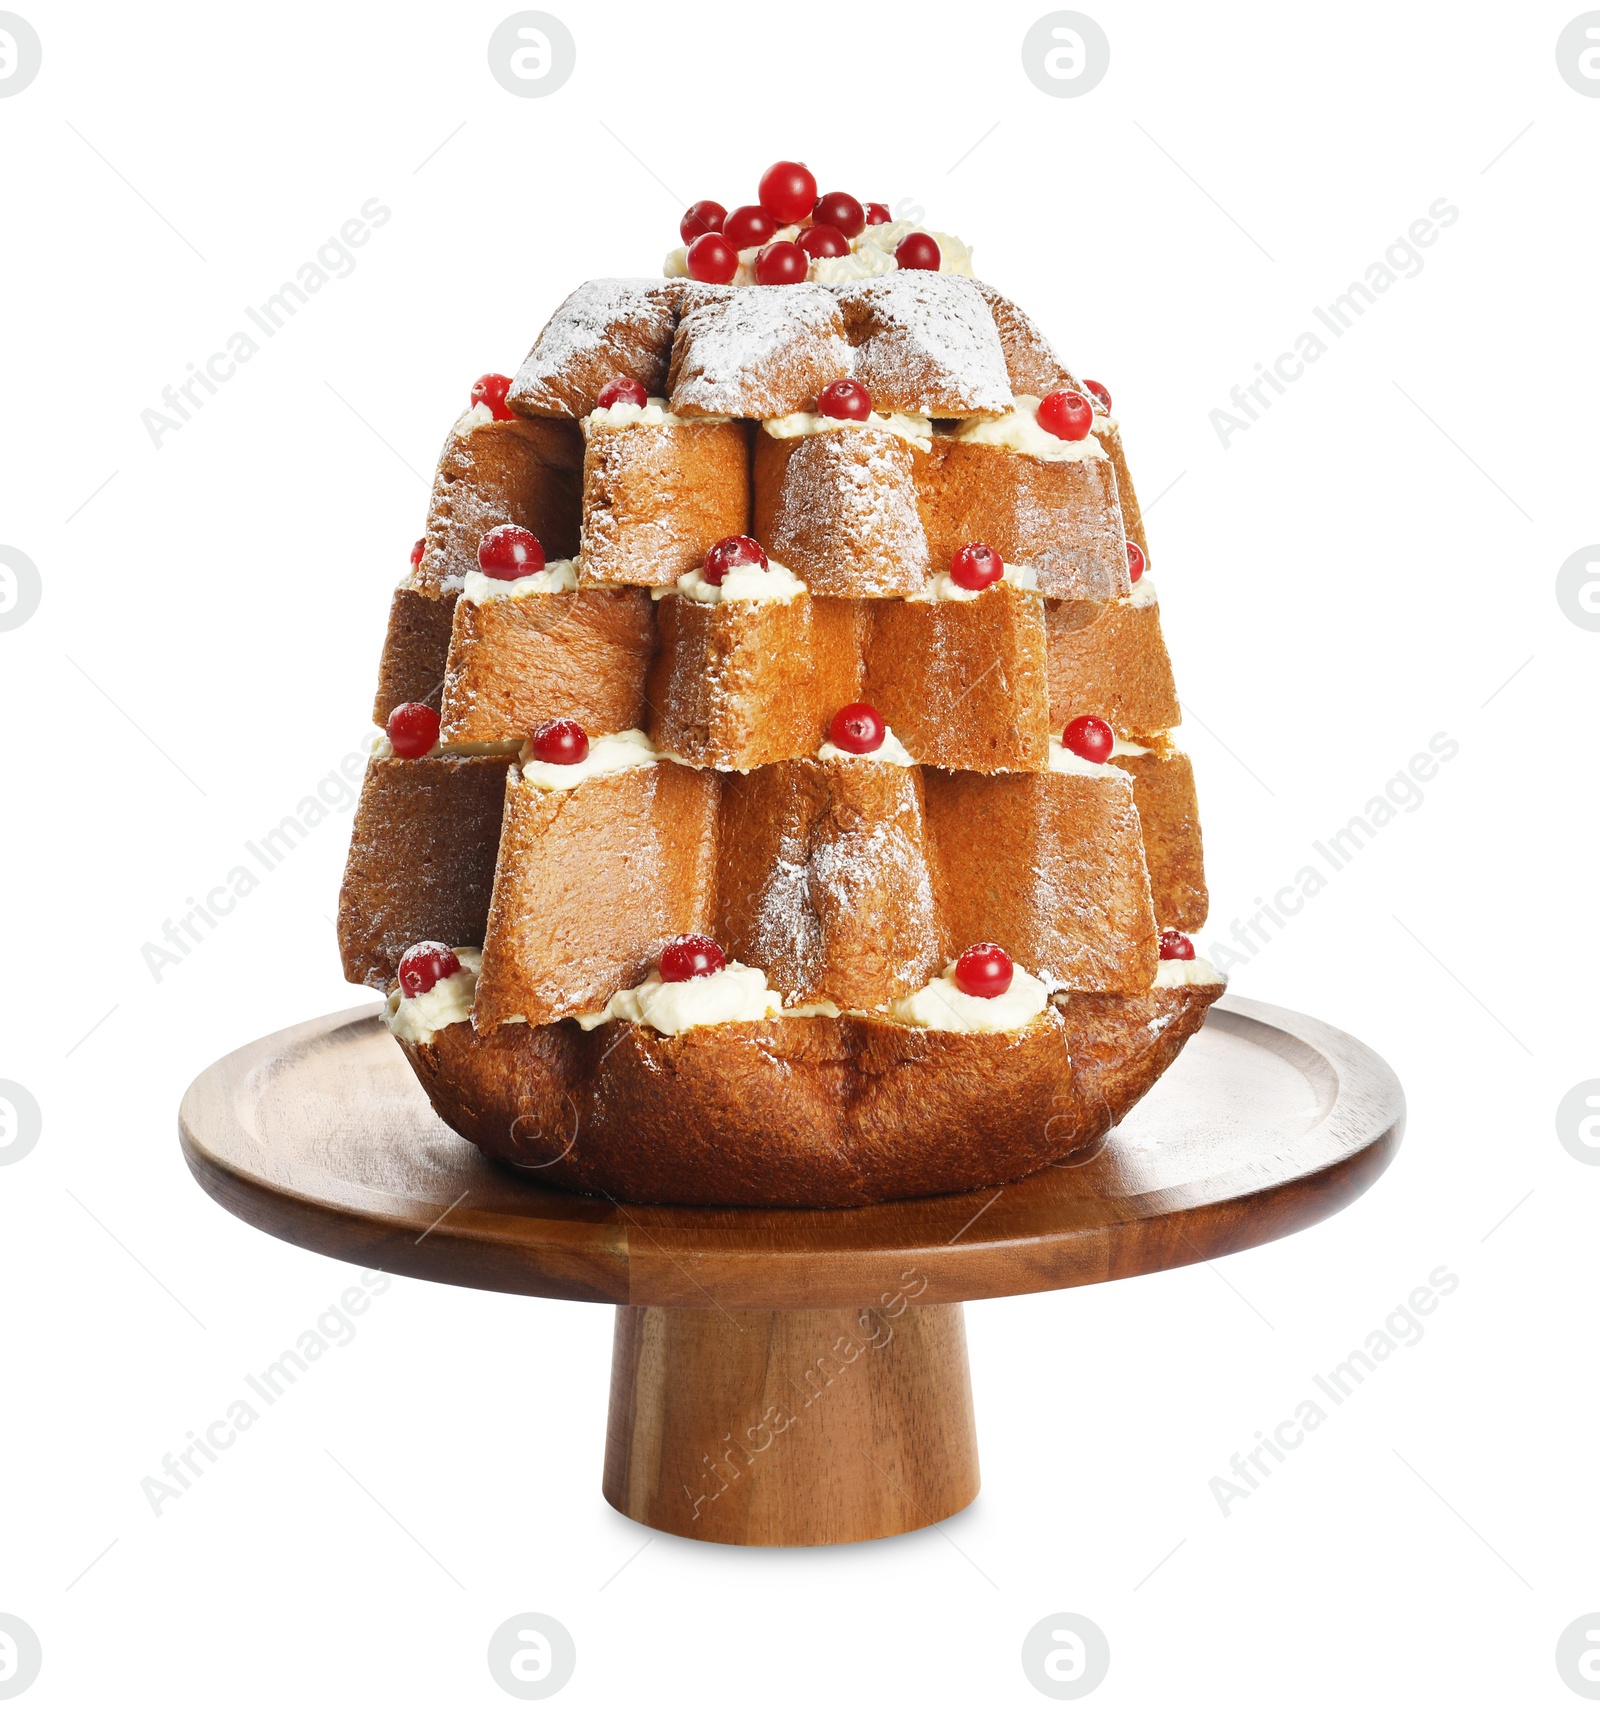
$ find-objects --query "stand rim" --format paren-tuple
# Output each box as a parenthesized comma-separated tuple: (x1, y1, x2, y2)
(178, 994, 1403, 1310)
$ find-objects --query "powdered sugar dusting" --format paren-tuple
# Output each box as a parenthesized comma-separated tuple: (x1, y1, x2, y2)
(836, 273, 1013, 417)
(509, 279, 679, 417)
(669, 284, 852, 418)
(768, 433, 929, 595)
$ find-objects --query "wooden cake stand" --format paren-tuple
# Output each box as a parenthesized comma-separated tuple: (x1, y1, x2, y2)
(178, 995, 1402, 1547)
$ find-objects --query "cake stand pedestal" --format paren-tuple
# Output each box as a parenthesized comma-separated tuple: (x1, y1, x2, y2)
(178, 996, 1402, 1548)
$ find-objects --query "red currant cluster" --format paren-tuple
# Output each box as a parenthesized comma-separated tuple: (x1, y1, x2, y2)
(677, 160, 936, 285)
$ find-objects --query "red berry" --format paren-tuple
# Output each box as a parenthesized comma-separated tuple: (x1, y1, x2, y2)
(863, 202, 891, 225)
(950, 542, 1003, 591)
(477, 524, 545, 580)
(1062, 714, 1114, 764)
(721, 203, 776, 250)
(798, 223, 850, 259)
(471, 373, 515, 421)
(954, 942, 1013, 999)
(659, 933, 727, 983)
(686, 232, 739, 284)
(398, 941, 461, 999)
(680, 199, 726, 243)
(1159, 929, 1196, 962)
(386, 702, 440, 759)
(530, 718, 589, 767)
(409, 538, 425, 567)
(596, 376, 648, 410)
(818, 378, 872, 421)
(757, 161, 817, 225)
(1037, 390, 1094, 441)
(812, 191, 865, 238)
(754, 239, 808, 285)
(828, 702, 885, 754)
(703, 535, 768, 586)
(1084, 379, 1112, 413)
(1126, 540, 1146, 582)
(895, 232, 941, 271)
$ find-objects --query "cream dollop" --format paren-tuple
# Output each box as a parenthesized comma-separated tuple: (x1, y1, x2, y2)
(1112, 735, 1152, 757)
(461, 559, 579, 602)
(856, 221, 975, 277)
(1153, 954, 1224, 988)
(384, 948, 481, 1044)
(957, 395, 1109, 463)
(519, 728, 663, 792)
(677, 558, 805, 605)
(577, 961, 782, 1034)
(910, 561, 1040, 604)
(891, 960, 1050, 1033)
(1047, 737, 1122, 779)
(456, 402, 495, 433)
(1126, 575, 1157, 609)
(762, 410, 932, 450)
(585, 396, 695, 430)
(818, 724, 915, 766)
(808, 245, 897, 284)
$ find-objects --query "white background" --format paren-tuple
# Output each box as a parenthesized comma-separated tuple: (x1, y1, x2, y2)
(2, 1, 1596, 1706)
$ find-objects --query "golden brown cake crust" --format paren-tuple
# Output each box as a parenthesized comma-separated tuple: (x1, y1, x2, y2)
(926, 768, 1160, 992)
(416, 418, 583, 595)
(867, 582, 1050, 773)
(337, 754, 512, 990)
(754, 430, 930, 596)
(972, 281, 1079, 398)
(835, 273, 1013, 417)
(372, 587, 458, 725)
(440, 586, 658, 745)
(580, 419, 751, 588)
(508, 279, 683, 419)
(668, 283, 852, 418)
(917, 438, 1130, 602)
(645, 592, 864, 769)
(474, 763, 721, 1028)
(1045, 594, 1181, 737)
(715, 758, 943, 1011)
(1112, 745, 1209, 931)
(396, 981, 1222, 1207)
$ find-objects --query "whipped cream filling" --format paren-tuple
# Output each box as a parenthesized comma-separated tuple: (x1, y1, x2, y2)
(809, 245, 896, 284)
(1112, 735, 1153, 757)
(677, 558, 805, 605)
(957, 395, 1109, 463)
(817, 724, 915, 767)
(891, 960, 1050, 1033)
(1126, 575, 1157, 609)
(519, 728, 662, 792)
(911, 561, 1039, 604)
(1047, 738, 1121, 779)
(763, 409, 932, 450)
(585, 396, 694, 430)
(456, 402, 495, 433)
(577, 960, 782, 1035)
(856, 220, 975, 277)
(385, 948, 481, 1044)
(461, 559, 580, 602)
(370, 732, 520, 761)
(1154, 954, 1223, 987)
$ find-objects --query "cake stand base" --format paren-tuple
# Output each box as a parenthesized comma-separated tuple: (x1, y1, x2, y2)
(604, 1304, 978, 1546)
